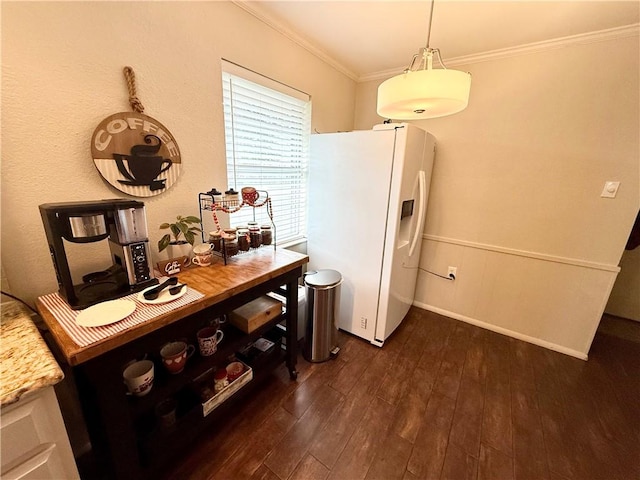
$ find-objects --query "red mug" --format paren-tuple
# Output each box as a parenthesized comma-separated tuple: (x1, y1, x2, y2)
(241, 187, 259, 205)
(160, 341, 195, 374)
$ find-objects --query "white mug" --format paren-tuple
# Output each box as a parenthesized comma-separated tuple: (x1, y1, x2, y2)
(197, 326, 225, 356)
(192, 243, 213, 267)
(193, 243, 213, 255)
(192, 254, 212, 267)
(123, 360, 154, 397)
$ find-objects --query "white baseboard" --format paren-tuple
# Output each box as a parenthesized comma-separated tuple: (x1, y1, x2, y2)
(412, 301, 589, 361)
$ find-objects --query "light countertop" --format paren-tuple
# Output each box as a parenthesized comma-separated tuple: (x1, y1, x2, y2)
(1, 301, 64, 407)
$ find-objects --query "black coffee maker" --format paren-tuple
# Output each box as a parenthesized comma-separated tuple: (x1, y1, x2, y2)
(40, 199, 158, 309)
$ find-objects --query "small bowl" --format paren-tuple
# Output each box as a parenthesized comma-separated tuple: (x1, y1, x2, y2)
(226, 362, 245, 382)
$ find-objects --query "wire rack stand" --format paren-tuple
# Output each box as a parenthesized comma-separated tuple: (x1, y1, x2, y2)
(198, 190, 276, 265)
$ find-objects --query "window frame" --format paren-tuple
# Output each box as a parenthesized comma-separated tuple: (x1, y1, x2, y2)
(221, 60, 312, 246)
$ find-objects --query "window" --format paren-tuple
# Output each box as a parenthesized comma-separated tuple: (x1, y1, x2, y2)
(221, 60, 311, 245)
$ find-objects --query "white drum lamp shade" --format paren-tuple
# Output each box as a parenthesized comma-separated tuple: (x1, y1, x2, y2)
(377, 68, 471, 120)
(376, 0, 472, 120)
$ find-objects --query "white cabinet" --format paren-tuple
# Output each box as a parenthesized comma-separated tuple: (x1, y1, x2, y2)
(1, 387, 79, 480)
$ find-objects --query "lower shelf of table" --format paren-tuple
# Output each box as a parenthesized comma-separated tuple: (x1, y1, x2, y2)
(125, 317, 286, 416)
(135, 344, 285, 469)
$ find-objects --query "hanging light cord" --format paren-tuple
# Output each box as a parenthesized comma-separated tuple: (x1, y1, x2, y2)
(424, 0, 435, 49)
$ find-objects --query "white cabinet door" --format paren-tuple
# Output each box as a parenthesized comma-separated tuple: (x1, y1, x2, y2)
(1, 387, 79, 480)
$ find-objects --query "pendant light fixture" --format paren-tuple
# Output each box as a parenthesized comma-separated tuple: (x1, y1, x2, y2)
(377, 0, 471, 120)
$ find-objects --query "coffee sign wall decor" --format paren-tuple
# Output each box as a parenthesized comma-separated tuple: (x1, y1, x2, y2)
(91, 67, 182, 197)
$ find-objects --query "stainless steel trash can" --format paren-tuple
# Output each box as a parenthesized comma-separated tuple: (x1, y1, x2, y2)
(303, 269, 342, 362)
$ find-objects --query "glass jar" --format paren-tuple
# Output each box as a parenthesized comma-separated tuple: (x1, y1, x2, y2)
(224, 237, 239, 257)
(224, 189, 239, 207)
(249, 226, 262, 249)
(207, 188, 223, 205)
(237, 228, 250, 251)
(223, 228, 237, 240)
(260, 225, 272, 245)
(208, 231, 222, 251)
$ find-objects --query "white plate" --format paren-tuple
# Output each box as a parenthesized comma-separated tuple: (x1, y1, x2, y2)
(76, 299, 136, 327)
(137, 284, 187, 305)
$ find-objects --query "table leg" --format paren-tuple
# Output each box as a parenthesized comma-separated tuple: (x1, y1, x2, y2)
(285, 278, 298, 380)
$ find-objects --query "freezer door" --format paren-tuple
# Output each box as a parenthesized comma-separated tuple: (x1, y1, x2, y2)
(308, 129, 396, 343)
(375, 127, 436, 344)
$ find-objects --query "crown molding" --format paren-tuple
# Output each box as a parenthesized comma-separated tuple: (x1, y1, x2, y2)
(231, 1, 638, 84)
(231, 0, 360, 82)
(360, 23, 640, 83)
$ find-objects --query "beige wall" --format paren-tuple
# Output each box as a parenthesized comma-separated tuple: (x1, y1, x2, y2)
(356, 34, 639, 358)
(1, 2, 355, 306)
(3, 1, 637, 358)
(605, 247, 640, 321)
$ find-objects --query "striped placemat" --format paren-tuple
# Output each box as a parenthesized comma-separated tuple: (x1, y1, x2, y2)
(38, 282, 205, 347)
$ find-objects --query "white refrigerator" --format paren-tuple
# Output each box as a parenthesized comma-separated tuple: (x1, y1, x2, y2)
(307, 123, 436, 346)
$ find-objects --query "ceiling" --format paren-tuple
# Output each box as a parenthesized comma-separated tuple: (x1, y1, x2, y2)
(241, 1, 640, 80)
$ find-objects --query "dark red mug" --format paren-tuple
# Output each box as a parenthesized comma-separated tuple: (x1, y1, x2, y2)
(241, 187, 259, 205)
(160, 341, 195, 374)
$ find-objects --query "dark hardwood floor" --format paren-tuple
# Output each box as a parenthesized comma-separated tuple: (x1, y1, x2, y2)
(157, 307, 640, 480)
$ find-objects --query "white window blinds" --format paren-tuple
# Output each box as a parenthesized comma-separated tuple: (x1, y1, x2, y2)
(221, 61, 311, 244)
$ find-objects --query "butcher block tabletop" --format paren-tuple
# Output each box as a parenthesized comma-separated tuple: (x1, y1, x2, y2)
(36, 249, 308, 366)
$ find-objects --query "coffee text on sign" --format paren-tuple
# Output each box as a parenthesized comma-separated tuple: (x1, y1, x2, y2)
(94, 117, 179, 156)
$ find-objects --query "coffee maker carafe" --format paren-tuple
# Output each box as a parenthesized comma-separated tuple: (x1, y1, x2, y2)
(40, 199, 158, 309)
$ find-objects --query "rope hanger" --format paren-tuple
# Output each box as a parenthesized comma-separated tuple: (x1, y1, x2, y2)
(123, 66, 145, 114)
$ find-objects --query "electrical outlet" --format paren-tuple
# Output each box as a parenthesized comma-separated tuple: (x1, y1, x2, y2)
(448, 266, 457, 280)
(360, 317, 367, 329)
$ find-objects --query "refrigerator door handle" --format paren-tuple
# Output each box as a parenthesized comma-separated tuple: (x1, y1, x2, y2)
(409, 170, 426, 258)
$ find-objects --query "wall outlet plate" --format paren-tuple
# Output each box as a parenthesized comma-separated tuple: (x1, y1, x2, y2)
(601, 181, 620, 198)
(448, 266, 457, 280)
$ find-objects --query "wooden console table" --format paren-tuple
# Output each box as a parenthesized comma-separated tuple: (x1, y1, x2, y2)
(36, 249, 308, 479)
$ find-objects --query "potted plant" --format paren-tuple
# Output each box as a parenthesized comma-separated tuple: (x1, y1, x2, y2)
(158, 215, 202, 258)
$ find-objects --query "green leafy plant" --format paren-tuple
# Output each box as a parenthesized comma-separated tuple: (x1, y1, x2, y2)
(158, 215, 202, 252)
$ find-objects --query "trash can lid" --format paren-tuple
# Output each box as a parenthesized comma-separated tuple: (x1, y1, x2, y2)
(304, 269, 342, 288)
